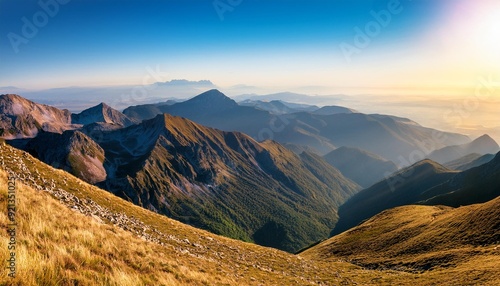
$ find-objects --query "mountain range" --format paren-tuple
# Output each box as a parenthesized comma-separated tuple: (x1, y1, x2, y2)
(123, 89, 472, 164)
(1, 92, 363, 252)
(1, 91, 499, 255)
(2, 142, 499, 285)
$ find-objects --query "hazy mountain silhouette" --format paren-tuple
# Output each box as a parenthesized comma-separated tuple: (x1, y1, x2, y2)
(428, 134, 499, 164)
(124, 90, 471, 163)
(323, 146, 398, 188)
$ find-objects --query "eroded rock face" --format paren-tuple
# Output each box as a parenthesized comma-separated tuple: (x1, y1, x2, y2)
(0, 94, 77, 138)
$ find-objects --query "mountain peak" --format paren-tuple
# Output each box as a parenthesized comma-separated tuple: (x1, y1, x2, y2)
(71, 102, 135, 127)
(407, 159, 451, 173)
(0, 93, 23, 100)
(96, 102, 110, 109)
(472, 134, 498, 146)
(187, 89, 237, 106)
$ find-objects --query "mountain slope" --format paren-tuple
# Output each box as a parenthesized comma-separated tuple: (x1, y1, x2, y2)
(301, 196, 500, 278)
(0, 144, 377, 285)
(24, 130, 106, 184)
(89, 114, 359, 252)
(332, 160, 458, 235)
(0, 94, 75, 138)
(71, 102, 137, 126)
(323, 146, 398, 188)
(421, 151, 500, 207)
(428, 134, 499, 164)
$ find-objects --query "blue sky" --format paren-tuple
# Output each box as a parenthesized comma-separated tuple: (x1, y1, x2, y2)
(1, 0, 499, 141)
(1, 0, 459, 90)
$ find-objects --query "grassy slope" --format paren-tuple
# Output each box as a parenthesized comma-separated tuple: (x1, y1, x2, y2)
(301, 199, 500, 284)
(0, 143, 389, 285)
(1, 144, 499, 285)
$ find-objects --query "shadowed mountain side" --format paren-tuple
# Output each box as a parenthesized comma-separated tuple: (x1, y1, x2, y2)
(331, 160, 458, 236)
(24, 130, 106, 184)
(301, 196, 500, 274)
(420, 151, 500, 207)
(88, 114, 360, 252)
(444, 153, 495, 171)
(323, 146, 398, 188)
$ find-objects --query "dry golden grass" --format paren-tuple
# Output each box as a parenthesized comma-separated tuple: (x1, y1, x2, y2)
(301, 200, 500, 285)
(1, 143, 499, 285)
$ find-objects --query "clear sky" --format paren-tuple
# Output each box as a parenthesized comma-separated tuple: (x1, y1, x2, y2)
(1, 0, 499, 93)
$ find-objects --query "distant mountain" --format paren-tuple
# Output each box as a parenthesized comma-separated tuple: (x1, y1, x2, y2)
(0, 94, 75, 138)
(121, 101, 175, 123)
(323, 146, 398, 188)
(238, 99, 316, 114)
(71, 102, 137, 126)
(233, 92, 319, 102)
(302, 195, 500, 274)
(124, 89, 470, 163)
(154, 79, 216, 87)
(428, 134, 499, 164)
(331, 160, 457, 235)
(312, 105, 357, 115)
(444, 153, 495, 171)
(85, 114, 360, 252)
(25, 130, 106, 184)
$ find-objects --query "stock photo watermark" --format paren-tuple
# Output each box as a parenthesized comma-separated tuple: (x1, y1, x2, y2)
(213, 0, 243, 21)
(6, 172, 17, 278)
(7, 0, 71, 54)
(339, 0, 404, 62)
